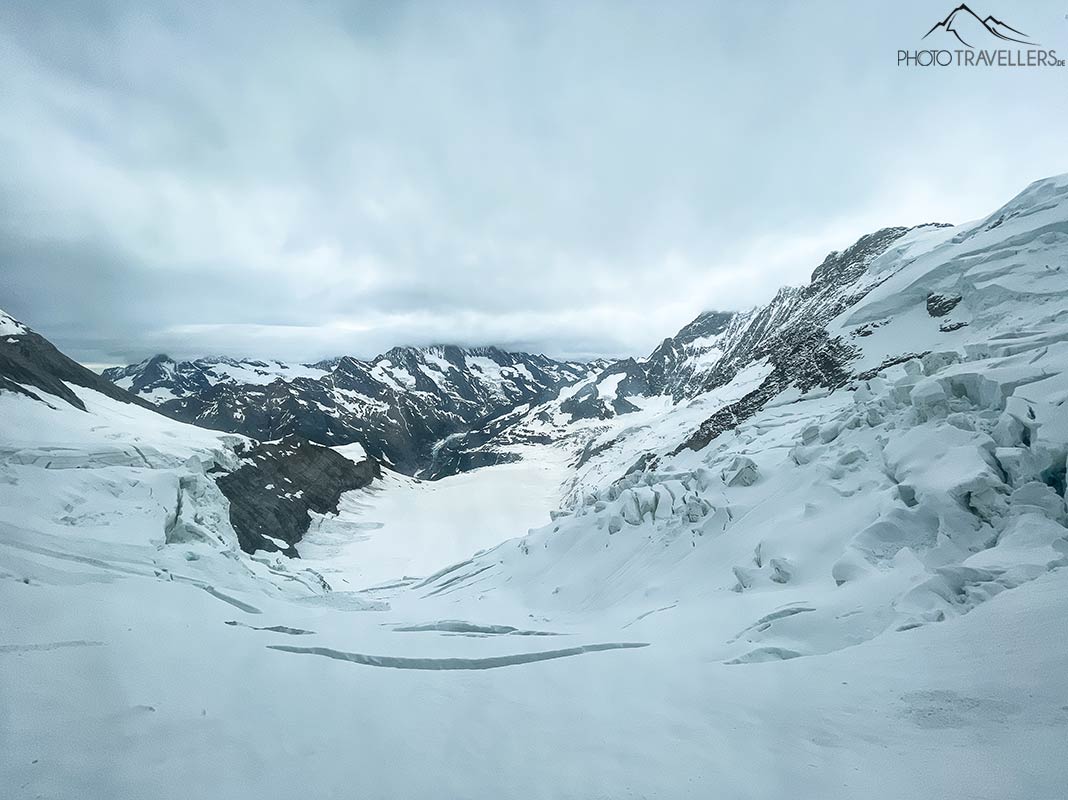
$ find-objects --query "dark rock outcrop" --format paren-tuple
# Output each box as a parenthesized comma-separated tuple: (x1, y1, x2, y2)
(559, 359, 647, 421)
(685, 227, 916, 399)
(926, 292, 963, 317)
(939, 321, 968, 332)
(215, 437, 380, 556)
(674, 325, 859, 454)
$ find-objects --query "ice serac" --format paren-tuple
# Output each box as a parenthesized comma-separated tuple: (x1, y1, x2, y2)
(105, 344, 597, 477)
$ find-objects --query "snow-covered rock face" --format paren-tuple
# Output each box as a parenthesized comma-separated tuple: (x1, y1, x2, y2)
(104, 345, 596, 476)
(0, 311, 157, 412)
(102, 355, 330, 404)
(442, 176, 1068, 500)
(215, 436, 380, 556)
(0, 308, 29, 337)
(405, 175, 1068, 670)
(428, 317, 1068, 658)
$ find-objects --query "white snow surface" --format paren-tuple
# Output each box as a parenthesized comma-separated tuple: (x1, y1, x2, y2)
(201, 359, 329, 386)
(330, 441, 368, 465)
(0, 385, 246, 467)
(299, 445, 569, 589)
(595, 371, 625, 400)
(3, 175, 1068, 798)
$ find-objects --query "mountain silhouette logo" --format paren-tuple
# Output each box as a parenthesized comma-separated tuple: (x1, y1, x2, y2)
(923, 4, 1037, 48)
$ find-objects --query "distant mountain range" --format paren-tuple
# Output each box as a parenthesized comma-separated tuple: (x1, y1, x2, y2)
(102, 346, 599, 476)
(93, 220, 953, 480)
(3, 172, 1067, 555)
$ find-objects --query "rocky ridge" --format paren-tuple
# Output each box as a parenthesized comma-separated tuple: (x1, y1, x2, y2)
(105, 345, 596, 476)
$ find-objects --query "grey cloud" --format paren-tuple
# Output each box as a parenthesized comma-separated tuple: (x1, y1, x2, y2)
(1, 0, 1066, 366)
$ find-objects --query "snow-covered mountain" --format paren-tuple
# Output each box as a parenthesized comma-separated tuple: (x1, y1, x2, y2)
(433, 223, 948, 475)
(102, 355, 331, 404)
(441, 174, 1066, 519)
(0, 311, 380, 558)
(3, 174, 1068, 798)
(427, 171, 1068, 618)
(104, 346, 596, 475)
(0, 309, 159, 412)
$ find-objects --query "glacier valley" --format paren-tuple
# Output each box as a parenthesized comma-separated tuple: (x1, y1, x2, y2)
(2, 175, 1068, 799)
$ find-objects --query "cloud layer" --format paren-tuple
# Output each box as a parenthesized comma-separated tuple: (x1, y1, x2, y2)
(2, 0, 1066, 365)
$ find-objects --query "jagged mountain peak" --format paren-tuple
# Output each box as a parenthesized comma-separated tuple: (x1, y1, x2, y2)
(807, 226, 913, 290)
(102, 354, 331, 404)
(104, 341, 598, 476)
(433, 201, 1033, 475)
(665, 310, 736, 348)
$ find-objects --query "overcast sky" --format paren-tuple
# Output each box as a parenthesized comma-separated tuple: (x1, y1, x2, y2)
(2, 0, 1066, 366)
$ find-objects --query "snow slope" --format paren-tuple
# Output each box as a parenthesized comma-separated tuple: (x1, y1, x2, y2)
(0, 381, 238, 465)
